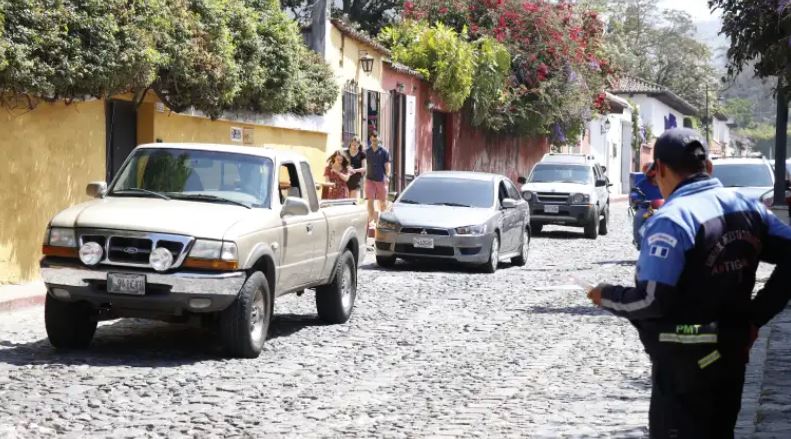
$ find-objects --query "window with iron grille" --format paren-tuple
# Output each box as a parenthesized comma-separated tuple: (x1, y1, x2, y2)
(342, 81, 359, 146)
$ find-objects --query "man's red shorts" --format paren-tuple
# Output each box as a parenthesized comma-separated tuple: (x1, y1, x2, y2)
(365, 178, 387, 201)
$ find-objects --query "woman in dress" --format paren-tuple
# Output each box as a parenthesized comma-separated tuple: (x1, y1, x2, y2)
(345, 137, 366, 199)
(321, 150, 351, 199)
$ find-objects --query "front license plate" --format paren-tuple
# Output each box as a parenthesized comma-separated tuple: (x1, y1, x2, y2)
(544, 205, 560, 214)
(107, 273, 146, 296)
(413, 237, 435, 249)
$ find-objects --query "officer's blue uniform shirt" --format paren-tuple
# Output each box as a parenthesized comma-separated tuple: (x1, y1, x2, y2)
(601, 175, 791, 327)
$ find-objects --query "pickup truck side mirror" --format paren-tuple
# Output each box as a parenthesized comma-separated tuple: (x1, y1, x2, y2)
(595, 179, 607, 187)
(501, 198, 517, 209)
(86, 181, 107, 198)
(281, 196, 310, 217)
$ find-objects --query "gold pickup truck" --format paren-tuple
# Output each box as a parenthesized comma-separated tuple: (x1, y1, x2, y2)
(40, 143, 368, 358)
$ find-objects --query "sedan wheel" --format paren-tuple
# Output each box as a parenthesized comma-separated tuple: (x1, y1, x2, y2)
(511, 229, 529, 267)
(482, 235, 500, 273)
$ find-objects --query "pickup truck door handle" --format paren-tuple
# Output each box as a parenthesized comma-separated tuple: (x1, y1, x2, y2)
(306, 223, 314, 233)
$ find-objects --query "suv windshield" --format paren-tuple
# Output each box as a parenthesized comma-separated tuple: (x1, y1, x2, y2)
(399, 177, 494, 208)
(713, 163, 773, 187)
(110, 148, 274, 208)
(529, 164, 593, 185)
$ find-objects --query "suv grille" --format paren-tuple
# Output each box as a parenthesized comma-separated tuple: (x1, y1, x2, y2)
(536, 192, 570, 204)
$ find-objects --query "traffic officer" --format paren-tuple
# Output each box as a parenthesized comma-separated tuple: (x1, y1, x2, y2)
(587, 127, 791, 438)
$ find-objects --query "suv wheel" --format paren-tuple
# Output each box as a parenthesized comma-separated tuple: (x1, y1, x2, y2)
(376, 255, 396, 268)
(599, 204, 609, 236)
(45, 294, 97, 349)
(584, 208, 599, 239)
(532, 223, 543, 235)
(220, 271, 271, 358)
(316, 250, 357, 324)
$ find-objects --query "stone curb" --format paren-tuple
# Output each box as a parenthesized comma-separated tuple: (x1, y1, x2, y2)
(0, 282, 46, 314)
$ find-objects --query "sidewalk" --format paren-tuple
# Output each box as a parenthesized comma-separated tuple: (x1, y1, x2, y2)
(0, 280, 46, 313)
(740, 303, 791, 438)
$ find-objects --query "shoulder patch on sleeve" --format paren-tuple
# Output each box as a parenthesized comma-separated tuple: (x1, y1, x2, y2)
(649, 245, 670, 259)
(647, 232, 678, 248)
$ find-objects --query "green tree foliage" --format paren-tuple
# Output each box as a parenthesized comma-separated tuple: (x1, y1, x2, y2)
(469, 37, 512, 129)
(0, 0, 338, 117)
(282, 0, 400, 35)
(380, 21, 476, 111)
(710, 0, 791, 98)
(598, 0, 719, 111)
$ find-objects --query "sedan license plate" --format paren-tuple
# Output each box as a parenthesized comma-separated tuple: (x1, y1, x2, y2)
(413, 237, 435, 249)
(544, 205, 560, 214)
(107, 273, 146, 296)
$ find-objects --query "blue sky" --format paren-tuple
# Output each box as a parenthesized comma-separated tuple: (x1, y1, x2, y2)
(659, 0, 721, 20)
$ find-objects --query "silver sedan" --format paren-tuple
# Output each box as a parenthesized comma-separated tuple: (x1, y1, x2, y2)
(374, 171, 530, 273)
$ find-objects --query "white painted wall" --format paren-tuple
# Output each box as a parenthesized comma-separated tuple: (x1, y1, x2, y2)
(628, 95, 687, 138)
(713, 118, 730, 145)
(588, 110, 632, 194)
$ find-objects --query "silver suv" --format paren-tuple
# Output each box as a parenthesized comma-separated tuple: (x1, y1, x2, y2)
(520, 154, 611, 239)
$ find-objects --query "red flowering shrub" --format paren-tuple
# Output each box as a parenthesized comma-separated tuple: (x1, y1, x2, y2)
(404, 0, 613, 141)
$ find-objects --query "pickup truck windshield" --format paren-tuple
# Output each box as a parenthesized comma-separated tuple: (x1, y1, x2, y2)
(110, 148, 274, 208)
(712, 163, 773, 187)
(529, 164, 593, 185)
(398, 177, 494, 208)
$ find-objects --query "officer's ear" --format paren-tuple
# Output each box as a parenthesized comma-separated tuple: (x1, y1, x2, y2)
(705, 159, 714, 175)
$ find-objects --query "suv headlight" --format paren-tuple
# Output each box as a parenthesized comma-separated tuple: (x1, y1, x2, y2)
(570, 193, 590, 204)
(455, 224, 487, 235)
(48, 228, 77, 247)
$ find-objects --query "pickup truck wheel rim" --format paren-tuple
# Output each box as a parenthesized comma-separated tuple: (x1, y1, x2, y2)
(340, 263, 353, 310)
(249, 288, 265, 342)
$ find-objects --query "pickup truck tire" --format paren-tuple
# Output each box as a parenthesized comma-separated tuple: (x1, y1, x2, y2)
(220, 271, 270, 358)
(45, 294, 97, 349)
(376, 255, 396, 268)
(481, 235, 500, 273)
(316, 250, 357, 324)
(532, 224, 543, 235)
(511, 229, 530, 267)
(599, 204, 609, 236)
(584, 208, 599, 239)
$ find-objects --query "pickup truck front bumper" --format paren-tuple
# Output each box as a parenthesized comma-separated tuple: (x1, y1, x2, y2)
(531, 203, 596, 227)
(40, 259, 245, 317)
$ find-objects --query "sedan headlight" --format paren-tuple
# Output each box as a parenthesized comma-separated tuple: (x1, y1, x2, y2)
(48, 227, 77, 247)
(455, 224, 487, 235)
(570, 193, 590, 204)
(377, 218, 399, 231)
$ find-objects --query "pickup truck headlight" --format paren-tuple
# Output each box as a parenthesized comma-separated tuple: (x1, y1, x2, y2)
(570, 193, 590, 204)
(48, 228, 77, 247)
(455, 224, 487, 235)
(185, 240, 239, 271)
(522, 191, 533, 201)
(377, 218, 399, 231)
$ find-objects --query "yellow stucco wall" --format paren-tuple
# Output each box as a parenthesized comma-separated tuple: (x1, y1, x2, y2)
(153, 111, 329, 184)
(326, 25, 387, 152)
(0, 100, 105, 283)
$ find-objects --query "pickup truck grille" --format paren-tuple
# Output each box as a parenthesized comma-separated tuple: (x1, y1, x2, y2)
(536, 192, 570, 204)
(78, 229, 193, 269)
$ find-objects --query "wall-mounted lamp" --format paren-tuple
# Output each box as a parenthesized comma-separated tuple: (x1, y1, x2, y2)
(396, 82, 405, 93)
(600, 119, 611, 135)
(359, 51, 374, 73)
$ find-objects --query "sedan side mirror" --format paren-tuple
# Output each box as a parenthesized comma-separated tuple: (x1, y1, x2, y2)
(501, 198, 517, 209)
(86, 181, 107, 198)
(281, 196, 310, 217)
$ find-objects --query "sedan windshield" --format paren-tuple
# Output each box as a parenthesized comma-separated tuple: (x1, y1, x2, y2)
(110, 148, 274, 208)
(399, 177, 494, 208)
(529, 164, 593, 185)
(712, 163, 773, 188)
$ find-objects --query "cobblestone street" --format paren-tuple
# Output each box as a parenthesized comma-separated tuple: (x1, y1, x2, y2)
(1, 202, 657, 437)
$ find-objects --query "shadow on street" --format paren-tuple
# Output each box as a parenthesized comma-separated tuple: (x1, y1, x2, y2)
(0, 312, 324, 367)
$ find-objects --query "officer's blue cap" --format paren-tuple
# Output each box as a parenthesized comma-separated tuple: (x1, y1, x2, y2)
(652, 128, 707, 170)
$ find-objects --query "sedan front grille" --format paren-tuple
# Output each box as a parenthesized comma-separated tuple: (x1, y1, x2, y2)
(394, 244, 454, 256)
(536, 192, 570, 204)
(399, 227, 450, 236)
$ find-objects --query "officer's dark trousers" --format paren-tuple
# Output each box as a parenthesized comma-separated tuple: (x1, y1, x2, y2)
(648, 359, 746, 439)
